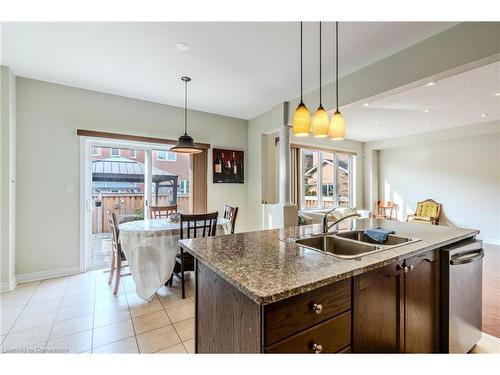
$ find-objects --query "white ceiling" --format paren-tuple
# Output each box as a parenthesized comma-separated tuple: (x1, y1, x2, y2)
(1, 22, 457, 119)
(340, 61, 500, 142)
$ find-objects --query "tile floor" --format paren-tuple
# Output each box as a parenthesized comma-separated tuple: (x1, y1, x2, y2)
(1, 269, 195, 354)
(1, 269, 499, 354)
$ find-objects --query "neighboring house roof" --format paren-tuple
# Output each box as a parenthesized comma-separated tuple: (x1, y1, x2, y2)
(304, 159, 348, 176)
(92, 157, 178, 183)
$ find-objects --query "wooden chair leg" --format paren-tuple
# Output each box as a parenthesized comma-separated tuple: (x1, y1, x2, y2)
(113, 254, 121, 295)
(108, 252, 115, 285)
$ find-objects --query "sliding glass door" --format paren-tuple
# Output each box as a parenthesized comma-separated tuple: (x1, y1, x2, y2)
(83, 140, 191, 270)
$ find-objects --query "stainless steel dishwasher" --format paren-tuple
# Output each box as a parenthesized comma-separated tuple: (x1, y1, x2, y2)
(440, 238, 483, 353)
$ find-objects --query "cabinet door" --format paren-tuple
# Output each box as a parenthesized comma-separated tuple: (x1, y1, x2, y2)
(353, 262, 404, 353)
(404, 250, 439, 353)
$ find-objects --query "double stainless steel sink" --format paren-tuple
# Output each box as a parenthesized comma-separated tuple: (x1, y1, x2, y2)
(288, 230, 419, 259)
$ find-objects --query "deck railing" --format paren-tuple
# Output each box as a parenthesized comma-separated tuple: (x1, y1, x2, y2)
(92, 193, 190, 234)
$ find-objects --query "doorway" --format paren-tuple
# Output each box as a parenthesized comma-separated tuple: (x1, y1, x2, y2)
(81, 139, 191, 270)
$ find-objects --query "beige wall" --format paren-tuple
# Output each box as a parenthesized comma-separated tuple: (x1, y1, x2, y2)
(1, 66, 16, 290)
(15, 77, 248, 276)
(377, 129, 500, 244)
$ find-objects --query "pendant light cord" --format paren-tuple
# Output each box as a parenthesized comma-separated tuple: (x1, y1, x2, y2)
(184, 79, 188, 135)
(300, 21, 303, 102)
(336, 21, 339, 111)
(319, 21, 322, 105)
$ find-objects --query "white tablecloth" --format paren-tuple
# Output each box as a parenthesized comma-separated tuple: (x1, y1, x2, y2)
(118, 218, 231, 301)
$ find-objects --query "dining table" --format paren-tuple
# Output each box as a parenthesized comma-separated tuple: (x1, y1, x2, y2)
(118, 217, 232, 301)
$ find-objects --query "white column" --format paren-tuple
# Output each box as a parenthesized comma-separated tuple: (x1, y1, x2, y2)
(1, 66, 17, 291)
(279, 125, 291, 205)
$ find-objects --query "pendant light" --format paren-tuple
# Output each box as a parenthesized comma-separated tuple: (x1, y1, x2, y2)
(292, 22, 311, 137)
(329, 22, 346, 141)
(312, 22, 329, 138)
(170, 76, 202, 154)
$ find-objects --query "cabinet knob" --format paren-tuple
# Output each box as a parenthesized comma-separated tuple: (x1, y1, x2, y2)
(312, 303, 323, 314)
(312, 343, 323, 353)
(396, 264, 409, 273)
(408, 264, 414, 272)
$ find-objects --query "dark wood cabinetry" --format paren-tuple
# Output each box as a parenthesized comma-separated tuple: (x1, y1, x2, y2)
(264, 278, 351, 345)
(404, 250, 439, 353)
(265, 311, 351, 353)
(353, 262, 404, 352)
(195, 261, 352, 353)
(353, 250, 439, 353)
(195, 248, 443, 354)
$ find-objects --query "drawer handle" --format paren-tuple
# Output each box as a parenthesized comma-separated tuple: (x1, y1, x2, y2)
(312, 303, 323, 314)
(312, 343, 323, 354)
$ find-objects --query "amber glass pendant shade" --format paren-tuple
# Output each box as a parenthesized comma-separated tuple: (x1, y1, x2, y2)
(292, 101, 311, 137)
(329, 110, 345, 140)
(312, 105, 329, 137)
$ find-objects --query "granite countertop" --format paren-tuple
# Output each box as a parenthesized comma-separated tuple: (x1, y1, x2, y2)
(179, 218, 479, 305)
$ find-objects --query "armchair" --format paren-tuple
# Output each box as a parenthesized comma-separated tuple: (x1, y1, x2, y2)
(406, 199, 441, 225)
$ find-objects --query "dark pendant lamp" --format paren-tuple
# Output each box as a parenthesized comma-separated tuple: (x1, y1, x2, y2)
(292, 22, 311, 137)
(170, 76, 202, 154)
(329, 22, 346, 140)
(312, 22, 329, 137)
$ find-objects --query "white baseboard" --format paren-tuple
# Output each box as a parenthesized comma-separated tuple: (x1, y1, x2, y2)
(0, 278, 17, 292)
(15, 266, 81, 284)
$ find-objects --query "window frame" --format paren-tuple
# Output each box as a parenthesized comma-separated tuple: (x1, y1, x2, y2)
(130, 149, 137, 158)
(179, 179, 189, 195)
(299, 147, 355, 211)
(92, 147, 100, 156)
(156, 150, 177, 162)
(110, 148, 120, 157)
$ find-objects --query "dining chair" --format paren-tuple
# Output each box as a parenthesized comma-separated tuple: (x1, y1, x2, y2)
(167, 211, 219, 298)
(373, 200, 387, 219)
(407, 199, 442, 225)
(150, 204, 178, 219)
(223, 204, 238, 234)
(107, 211, 130, 295)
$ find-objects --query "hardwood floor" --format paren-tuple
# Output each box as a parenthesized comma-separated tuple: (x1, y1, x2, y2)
(483, 244, 500, 338)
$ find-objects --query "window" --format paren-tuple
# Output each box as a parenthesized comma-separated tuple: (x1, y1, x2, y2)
(179, 180, 189, 195)
(110, 148, 120, 157)
(130, 149, 137, 158)
(301, 148, 355, 210)
(157, 150, 176, 161)
(92, 147, 100, 156)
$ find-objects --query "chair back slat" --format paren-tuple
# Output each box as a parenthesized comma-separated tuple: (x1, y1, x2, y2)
(150, 205, 178, 219)
(108, 211, 120, 258)
(180, 212, 218, 240)
(223, 205, 238, 234)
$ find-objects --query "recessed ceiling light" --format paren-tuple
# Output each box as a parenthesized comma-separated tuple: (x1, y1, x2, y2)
(363, 103, 370, 107)
(425, 124, 431, 128)
(176, 42, 189, 51)
(494, 92, 500, 97)
(374, 121, 379, 125)
(425, 81, 437, 87)
(423, 109, 430, 113)
(480, 113, 488, 117)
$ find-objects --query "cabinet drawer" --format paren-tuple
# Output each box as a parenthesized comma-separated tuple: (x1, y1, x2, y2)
(264, 278, 351, 345)
(265, 311, 351, 354)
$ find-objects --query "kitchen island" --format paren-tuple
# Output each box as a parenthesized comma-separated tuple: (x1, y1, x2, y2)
(179, 218, 481, 354)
